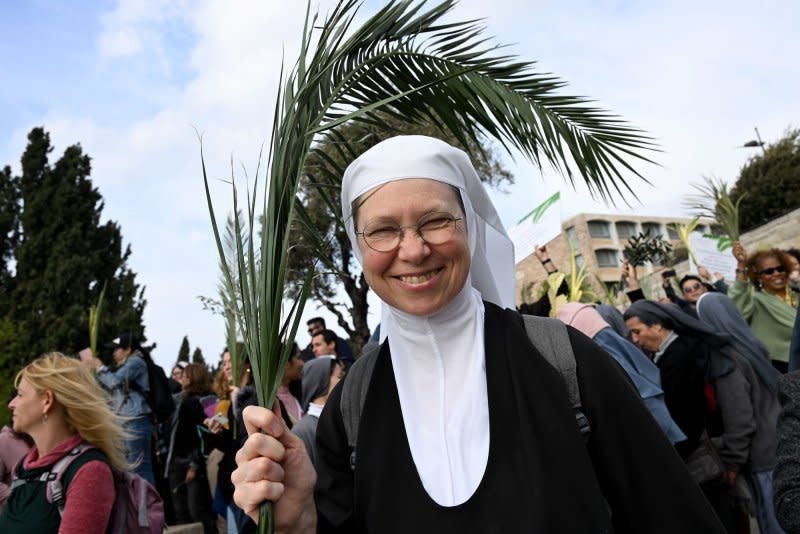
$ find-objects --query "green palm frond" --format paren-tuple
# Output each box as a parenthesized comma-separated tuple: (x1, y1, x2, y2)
(88, 281, 107, 359)
(684, 176, 744, 241)
(669, 217, 701, 266)
(203, 2, 659, 530)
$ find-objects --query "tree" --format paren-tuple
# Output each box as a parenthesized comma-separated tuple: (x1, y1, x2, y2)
(0, 165, 20, 313)
(177, 335, 191, 363)
(286, 115, 513, 351)
(0, 127, 147, 421)
(730, 128, 800, 233)
(192, 346, 205, 366)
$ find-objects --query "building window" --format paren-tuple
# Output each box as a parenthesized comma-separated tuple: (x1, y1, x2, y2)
(595, 249, 619, 267)
(642, 222, 662, 237)
(616, 221, 637, 240)
(667, 225, 679, 240)
(574, 254, 584, 269)
(566, 226, 579, 249)
(587, 220, 611, 239)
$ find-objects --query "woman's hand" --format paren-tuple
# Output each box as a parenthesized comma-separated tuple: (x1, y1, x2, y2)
(232, 405, 317, 532)
(185, 466, 197, 484)
(697, 265, 711, 281)
(732, 241, 747, 265)
(621, 260, 640, 290)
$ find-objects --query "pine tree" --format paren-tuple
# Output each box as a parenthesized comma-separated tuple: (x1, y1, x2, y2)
(177, 335, 191, 363)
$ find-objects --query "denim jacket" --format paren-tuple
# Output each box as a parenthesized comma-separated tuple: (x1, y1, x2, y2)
(96, 352, 151, 418)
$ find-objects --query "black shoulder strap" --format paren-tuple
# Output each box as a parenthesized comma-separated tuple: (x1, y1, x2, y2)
(341, 318, 590, 469)
(521, 314, 591, 439)
(521, 315, 578, 408)
(341, 342, 380, 452)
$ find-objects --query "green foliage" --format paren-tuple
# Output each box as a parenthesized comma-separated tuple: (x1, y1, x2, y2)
(622, 231, 673, 266)
(684, 176, 744, 241)
(730, 128, 800, 232)
(192, 347, 205, 365)
(668, 217, 701, 266)
(0, 127, 146, 370)
(177, 335, 191, 363)
(203, 2, 657, 529)
(89, 282, 107, 359)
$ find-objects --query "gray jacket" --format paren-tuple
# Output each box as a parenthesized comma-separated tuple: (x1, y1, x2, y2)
(775, 370, 800, 533)
(715, 348, 780, 473)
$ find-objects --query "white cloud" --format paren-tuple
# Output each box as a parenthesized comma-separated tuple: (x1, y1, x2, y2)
(6, 0, 800, 369)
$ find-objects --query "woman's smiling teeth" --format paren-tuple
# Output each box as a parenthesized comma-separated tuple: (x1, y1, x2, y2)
(398, 268, 442, 285)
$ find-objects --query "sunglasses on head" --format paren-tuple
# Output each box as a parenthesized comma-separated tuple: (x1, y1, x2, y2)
(758, 265, 786, 276)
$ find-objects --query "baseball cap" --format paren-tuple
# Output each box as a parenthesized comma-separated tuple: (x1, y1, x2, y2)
(105, 332, 141, 351)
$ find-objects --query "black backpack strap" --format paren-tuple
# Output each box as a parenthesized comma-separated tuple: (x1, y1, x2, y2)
(340, 316, 591, 473)
(521, 314, 591, 438)
(341, 341, 381, 470)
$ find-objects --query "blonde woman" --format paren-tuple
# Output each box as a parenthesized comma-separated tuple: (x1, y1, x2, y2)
(0, 352, 129, 533)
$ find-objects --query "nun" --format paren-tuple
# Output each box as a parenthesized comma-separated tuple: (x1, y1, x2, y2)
(556, 302, 685, 444)
(697, 292, 784, 534)
(232, 136, 724, 533)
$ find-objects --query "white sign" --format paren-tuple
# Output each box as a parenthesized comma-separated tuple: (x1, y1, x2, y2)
(688, 233, 737, 282)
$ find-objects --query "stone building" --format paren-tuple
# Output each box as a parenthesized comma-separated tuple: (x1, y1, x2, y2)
(514, 208, 800, 307)
(513, 213, 715, 306)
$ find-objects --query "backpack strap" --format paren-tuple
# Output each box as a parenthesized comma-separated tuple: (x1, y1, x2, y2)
(521, 314, 591, 439)
(341, 341, 381, 470)
(341, 317, 591, 471)
(45, 443, 96, 516)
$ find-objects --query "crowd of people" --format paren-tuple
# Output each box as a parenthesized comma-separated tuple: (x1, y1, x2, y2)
(0, 135, 798, 533)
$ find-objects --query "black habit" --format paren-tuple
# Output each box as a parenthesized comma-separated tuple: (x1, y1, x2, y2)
(314, 303, 724, 533)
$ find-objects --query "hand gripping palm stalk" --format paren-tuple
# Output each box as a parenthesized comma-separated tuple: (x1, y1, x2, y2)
(203, 1, 657, 531)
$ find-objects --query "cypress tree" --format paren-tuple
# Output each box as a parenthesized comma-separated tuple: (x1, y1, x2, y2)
(177, 335, 191, 363)
(5, 127, 147, 361)
(192, 346, 205, 366)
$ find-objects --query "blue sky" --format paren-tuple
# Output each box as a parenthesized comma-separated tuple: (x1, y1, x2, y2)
(2, 0, 799, 370)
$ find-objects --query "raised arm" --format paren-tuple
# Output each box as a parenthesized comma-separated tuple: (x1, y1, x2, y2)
(729, 242, 755, 320)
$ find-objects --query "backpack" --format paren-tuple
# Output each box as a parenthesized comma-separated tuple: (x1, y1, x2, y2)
(129, 351, 175, 424)
(12, 442, 165, 534)
(341, 314, 590, 469)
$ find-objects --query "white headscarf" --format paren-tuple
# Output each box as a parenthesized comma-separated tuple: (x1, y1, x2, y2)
(341, 135, 515, 506)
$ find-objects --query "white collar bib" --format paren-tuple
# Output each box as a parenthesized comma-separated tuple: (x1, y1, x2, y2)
(385, 284, 489, 506)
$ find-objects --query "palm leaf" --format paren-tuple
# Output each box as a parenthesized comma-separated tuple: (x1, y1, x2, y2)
(518, 191, 561, 224)
(88, 281, 107, 359)
(203, 1, 659, 530)
(669, 216, 701, 266)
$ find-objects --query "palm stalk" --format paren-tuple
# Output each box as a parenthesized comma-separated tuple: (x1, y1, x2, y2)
(669, 217, 701, 266)
(88, 281, 107, 359)
(203, 1, 658, 531)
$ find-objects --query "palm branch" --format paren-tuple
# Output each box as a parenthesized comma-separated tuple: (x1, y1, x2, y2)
(203, 1, 658, 530)
(684, 176, 744, 241)
(88, 281, 107, 359)
(669, 217, 701, 266)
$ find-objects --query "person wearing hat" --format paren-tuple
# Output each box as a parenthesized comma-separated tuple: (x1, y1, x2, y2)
(86, 332, 155, 485)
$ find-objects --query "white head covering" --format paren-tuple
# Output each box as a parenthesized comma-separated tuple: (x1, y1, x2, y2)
(341, 135, 515, 506)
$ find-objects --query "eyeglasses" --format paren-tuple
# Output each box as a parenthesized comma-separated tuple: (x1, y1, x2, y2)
(758, 265, 786, 276)
(355, 212, 463, 253)
(682, 283, 703, 293)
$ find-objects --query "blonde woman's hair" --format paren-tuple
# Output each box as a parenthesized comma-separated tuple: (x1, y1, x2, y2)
(16, 352, 130, 471)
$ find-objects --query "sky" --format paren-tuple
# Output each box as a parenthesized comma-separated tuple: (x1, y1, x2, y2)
(2, 0, 798, 371)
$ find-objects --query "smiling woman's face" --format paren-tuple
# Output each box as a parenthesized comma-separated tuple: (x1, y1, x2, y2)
(355, 178, 469, 316)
